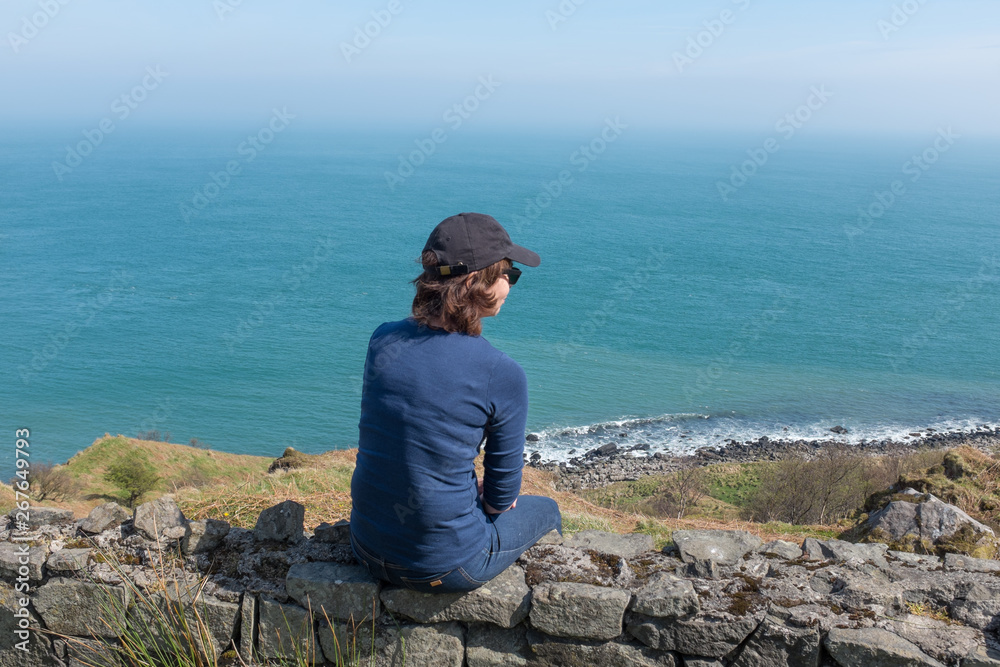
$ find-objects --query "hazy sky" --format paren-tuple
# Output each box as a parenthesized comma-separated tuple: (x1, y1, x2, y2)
(2, 0, 998, 135)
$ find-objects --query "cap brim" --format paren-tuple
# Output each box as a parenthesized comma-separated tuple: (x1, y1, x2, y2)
(507, 243, 540, 267)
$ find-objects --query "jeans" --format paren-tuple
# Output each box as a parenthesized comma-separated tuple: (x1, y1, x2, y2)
(349, 494, 562, 594)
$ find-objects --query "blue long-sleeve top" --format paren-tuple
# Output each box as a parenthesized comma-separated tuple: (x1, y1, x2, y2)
(349, 317, 527, 572)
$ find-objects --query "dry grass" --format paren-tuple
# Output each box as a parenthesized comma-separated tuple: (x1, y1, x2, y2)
(8, 435, 846, 549)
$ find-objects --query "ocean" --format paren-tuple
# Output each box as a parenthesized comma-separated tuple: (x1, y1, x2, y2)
(2, 124, 998, 478)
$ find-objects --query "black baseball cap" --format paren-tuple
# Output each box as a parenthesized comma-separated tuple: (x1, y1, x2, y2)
(423, 212, 540, 276)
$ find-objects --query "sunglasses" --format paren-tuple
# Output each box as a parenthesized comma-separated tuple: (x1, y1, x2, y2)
(501, 267, 522, 285)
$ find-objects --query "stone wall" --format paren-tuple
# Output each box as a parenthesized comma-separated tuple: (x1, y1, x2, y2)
(2, 497, 1000, 666)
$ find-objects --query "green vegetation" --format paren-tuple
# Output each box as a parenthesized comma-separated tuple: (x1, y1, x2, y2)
(103, 450, 161, 508)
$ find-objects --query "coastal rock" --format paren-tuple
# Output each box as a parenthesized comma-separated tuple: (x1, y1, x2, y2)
(630, 571, 699, 618)
(133, 494, 186, 540)
(823, 626, 944, 667)
(45, 548, 92, 573)
(0, 542, 47, 581)
(254, 499, 305, 543)
(6, 506, 74, 529)
(181, 518, 230, 555)
(729, 614, 821, 667)
(31, 578, 129, 637)
(758, 540, 803, 560)
(801, 538, 887, 565)
(284, 561, 381, 622)
(313, 519, 351, 544)
(380, 564, 529, 628)
(78, 501, 129, 534)
(525, 629, 678, 666)
(865, 490, 995, 543)
(466, 622, 532, 666)
(563, 530, 655, 559)
(257, 596, 317, 662)
(627, 611, 765, 658)
(672, 530, 762, 575)
(529, 582, 631, 641)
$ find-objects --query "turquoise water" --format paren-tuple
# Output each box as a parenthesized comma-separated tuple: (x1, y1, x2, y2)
(2, 126, 998, 475)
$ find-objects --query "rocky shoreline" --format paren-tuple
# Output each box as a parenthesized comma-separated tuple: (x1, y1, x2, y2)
(526, 425, 1000, 491)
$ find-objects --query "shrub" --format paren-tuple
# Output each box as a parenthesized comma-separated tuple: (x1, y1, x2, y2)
(137, 430, 171, 442)
(15, 460, 82, 502)
(649, 467, 707, 519)
(104, 451, 160, 508)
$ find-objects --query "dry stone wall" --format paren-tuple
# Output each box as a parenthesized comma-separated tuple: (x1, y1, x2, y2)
(2, 497, 1000, 666)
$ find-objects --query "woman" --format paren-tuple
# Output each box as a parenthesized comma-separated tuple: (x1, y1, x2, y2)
(348, 212, 562, 594)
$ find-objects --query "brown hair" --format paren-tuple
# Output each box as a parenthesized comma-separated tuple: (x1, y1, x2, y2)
(411, 250, 511, 336)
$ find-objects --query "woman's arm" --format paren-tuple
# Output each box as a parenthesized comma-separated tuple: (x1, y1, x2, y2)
(480, 356, 528, 513)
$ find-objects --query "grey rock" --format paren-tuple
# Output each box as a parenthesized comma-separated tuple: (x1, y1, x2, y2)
(866, 491, 994, 542)
(133, 495, 186, 540)
(630, 571, 699, 618)
(627, 611, 765, 658)
(53, 636, 121, 667)
(564, 530, 655, 559)
(322, 621, 465, 667)
(949, 581, 1000, 630)
(536, 529, 564, 546)
(730, 614, 820, 667)
(0, 543, 46, 581)
(824, 627, 945, 667)
(31, 577, 129, 637)
(380, 563, 529, 627)
(285, 561, 381, 623)
(45, 548, 92, 573)
(964, 643, 1000, 667)
(127, 584, 240, 658)
(79, 502, 130, 534)
(181, 518, 230, 555)
(254, 499, 305, 543)
(888, 551, 941, 567)
(0, 582, 55, 667)
(313, 519, 351, 544)
(525, 628, 677, 666)
(801, 538, 887, 564)
(383, 622, 464, 667)
(257, 596, 317, 662)
(6, 506, 74, 529)
(831, 568, 904, 611)
(530, 582, 632, 641)
(683, 659, 723, 667)
(759, 540, 803, 560)
(672, 530, 762, 568)
(466, 622, 531, 666)
(238, 592, 256, 664)
(943, 553, 1000, 573)
(883, 613, 982, 666)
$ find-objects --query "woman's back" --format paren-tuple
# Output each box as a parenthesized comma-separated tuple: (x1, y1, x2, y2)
(349, 317, 527, 571)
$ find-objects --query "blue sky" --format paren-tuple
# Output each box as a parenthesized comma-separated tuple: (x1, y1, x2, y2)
(1, 0, 998, 135)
